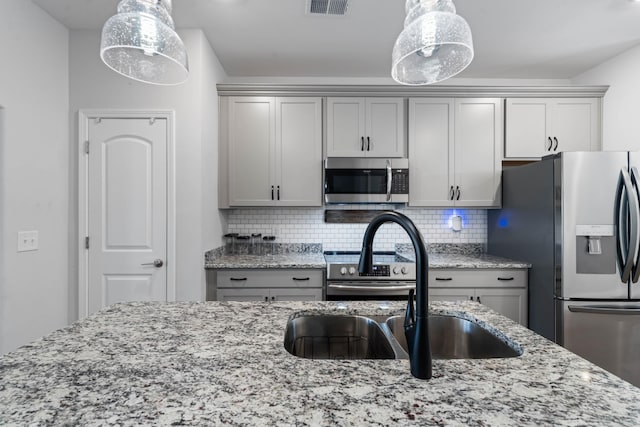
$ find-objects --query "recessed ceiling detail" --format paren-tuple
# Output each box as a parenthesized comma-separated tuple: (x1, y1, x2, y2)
(308, 0, 349, 16)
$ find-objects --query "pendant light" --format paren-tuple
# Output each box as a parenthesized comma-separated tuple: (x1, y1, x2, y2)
(391, 0, 473, 85)
(100, 0, 189, 85)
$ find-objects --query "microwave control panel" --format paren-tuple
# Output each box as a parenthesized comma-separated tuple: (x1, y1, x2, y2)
(391, 169, 409, 194)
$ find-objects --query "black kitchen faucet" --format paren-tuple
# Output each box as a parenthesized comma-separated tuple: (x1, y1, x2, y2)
(358, 211, 432, 380)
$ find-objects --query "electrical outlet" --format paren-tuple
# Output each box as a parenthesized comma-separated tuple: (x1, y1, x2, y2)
(17, 230, 39, 252)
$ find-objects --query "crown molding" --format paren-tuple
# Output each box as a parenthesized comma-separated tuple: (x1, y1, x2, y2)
(216, 84, 609, 98)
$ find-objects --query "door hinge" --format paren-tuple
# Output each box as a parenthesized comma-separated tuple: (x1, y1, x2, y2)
(84, 141, 90, 154)
(85, 236, 90, 249)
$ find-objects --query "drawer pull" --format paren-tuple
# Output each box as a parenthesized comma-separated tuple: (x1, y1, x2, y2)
(292, 277, 310, 281)
(230, 277, 248, 281)
(435, 277, 453, 281)
(497, 277, 515, 281)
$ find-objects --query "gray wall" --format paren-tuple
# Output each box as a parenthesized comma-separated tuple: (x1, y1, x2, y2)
(572, 43, 640, 152)
(0, 0, 70, 353)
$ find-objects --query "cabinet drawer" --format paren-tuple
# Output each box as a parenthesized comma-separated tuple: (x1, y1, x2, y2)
(217, 269, 323, 288)
(429, 269, 527, 288)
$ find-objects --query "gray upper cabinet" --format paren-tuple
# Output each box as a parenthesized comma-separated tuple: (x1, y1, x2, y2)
(222, 96, 322, 207)
(326, 97, 405, 158)
(408, 98, 503, 208)
(505, 98, 601, 159)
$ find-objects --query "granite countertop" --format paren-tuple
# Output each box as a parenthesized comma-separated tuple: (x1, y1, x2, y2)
(420, 253, 531, 269)
(205, 249, 530, 270)
(205, 252, 327, 269)
(2, 300, 639, 425)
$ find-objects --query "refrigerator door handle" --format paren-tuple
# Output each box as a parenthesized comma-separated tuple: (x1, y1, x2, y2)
(568, 305, 640, 315)
(616, 168, 636, 283)
(630, 167, 640, 283)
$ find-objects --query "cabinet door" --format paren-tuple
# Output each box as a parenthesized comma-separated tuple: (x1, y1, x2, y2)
(276, 97, 322, 206)
(551, 98, 600, 153)
(217, 287, 269, 302)
(475, 288, 527, 326)
(504, 98, 550, 158)
(326, 97, 366, 157)
(454, 98, 503, 207)
(270, 288, 323, 302)
(408, 98, 454, 207)
(429, 288, 474, 302)
(365, 98, 405, 157)
(228, 97, 276, 206)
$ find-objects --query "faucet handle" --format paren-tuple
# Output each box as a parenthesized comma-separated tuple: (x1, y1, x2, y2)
(405, 288, 416, 355)
(405, 288, 416, 328)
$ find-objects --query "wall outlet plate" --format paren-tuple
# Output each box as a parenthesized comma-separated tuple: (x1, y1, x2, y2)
(17, 230, 38, 252)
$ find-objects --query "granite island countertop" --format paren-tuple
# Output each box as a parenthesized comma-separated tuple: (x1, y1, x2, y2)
(1, 300, 639, 426)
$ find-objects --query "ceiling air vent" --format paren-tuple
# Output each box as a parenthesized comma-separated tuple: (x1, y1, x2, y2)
(308, 0, 349, 16)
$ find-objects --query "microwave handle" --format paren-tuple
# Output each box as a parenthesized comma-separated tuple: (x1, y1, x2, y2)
(386, 160, 392, 202)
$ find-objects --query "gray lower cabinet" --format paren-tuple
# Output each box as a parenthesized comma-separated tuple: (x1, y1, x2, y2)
(208, 269, 323, 302)
(429, 269, 528, 326)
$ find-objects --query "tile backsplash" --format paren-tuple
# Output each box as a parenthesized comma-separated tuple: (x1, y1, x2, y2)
(226, 205, 487, 252)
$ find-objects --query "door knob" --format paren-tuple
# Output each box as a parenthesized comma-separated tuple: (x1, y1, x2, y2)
(141, 259, 164, 268)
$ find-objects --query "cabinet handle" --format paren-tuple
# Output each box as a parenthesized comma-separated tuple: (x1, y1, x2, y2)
(230, 277, 247, 281)
(435, 277, 453, 281)
(271, 185, 274, 200)
(292, 277, 310, 281)
(553, 137, 559, 151)
(449, 186, 455, 200)
(469, 296, 473, 301)
(277, 185, 280, 201)
(497, 277, 515, 281)
(477, 296, 482, 304)
(456, 186, 461, 200)
(547, 137, 553, 151)
(367, 136, 371, 151)
(271, 296, 276, 301)
(361, 136, 365, 151)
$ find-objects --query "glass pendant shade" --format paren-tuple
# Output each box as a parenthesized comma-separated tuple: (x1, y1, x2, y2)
(100, 0, 189, 85)
(392, 0, 473, 85)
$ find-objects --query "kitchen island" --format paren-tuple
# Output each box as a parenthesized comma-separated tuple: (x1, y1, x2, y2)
(1, 300, 639, 426)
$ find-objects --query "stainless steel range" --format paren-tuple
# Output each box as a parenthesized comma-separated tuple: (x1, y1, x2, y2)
(324, 251, 416, 300)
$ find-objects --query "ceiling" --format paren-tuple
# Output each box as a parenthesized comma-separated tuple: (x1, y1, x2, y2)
(33, 0, 640, 80)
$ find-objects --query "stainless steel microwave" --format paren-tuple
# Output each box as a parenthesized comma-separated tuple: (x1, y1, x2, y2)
(324, 158, 409, 204)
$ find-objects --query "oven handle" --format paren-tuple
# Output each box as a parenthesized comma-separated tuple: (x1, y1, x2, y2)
(327, 284, 415, 292)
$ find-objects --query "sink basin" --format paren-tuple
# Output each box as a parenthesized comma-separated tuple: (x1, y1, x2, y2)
(284, 313, 522, 361)
(386, 315, 522, 359)
(283, 315, 396, 360)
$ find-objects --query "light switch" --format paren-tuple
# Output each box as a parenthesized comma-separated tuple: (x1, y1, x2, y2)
(17, 230, 39, 252)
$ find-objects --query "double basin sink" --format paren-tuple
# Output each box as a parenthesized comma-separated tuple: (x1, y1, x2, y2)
(284, 313, 522, 360)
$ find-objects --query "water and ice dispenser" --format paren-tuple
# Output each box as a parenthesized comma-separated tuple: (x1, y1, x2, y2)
(575, 225, 616, 274)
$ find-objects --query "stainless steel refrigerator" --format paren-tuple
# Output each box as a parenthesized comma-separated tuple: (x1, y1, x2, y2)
(488, 151, 640, 387)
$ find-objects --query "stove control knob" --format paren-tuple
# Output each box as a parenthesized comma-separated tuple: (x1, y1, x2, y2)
(340, 267, 347, 275)
(348, 267, 356, 275)
(401, 266, 408, 275)
(392, 267, 400, 275)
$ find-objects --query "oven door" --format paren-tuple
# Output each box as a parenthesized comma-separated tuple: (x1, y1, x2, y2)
(326, 281, 415, 300)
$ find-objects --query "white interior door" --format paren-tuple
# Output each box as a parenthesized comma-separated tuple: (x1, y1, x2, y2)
(86, 117, 168, 315)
